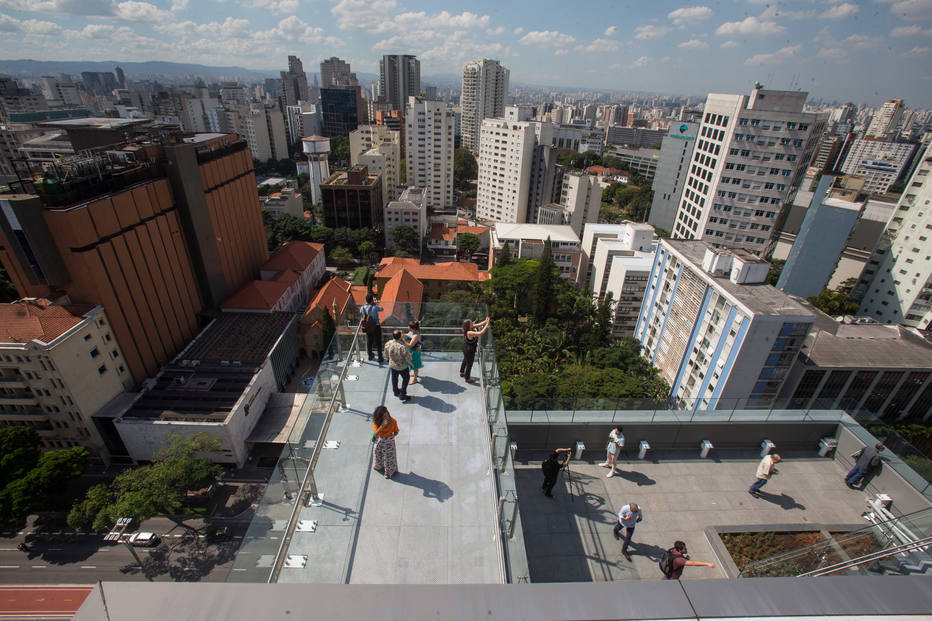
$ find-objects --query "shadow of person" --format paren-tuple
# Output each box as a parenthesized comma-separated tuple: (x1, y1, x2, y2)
(758, 491, 806, 510)
(627, 541, 667, 562)
(417, 376, 466, 395)
(392, 471, 454, 502)
(410, 395, 456, 413)
(612, 469, 657, 486)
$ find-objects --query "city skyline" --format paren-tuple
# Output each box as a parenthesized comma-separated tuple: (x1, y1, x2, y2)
(0, 1, 929, 106)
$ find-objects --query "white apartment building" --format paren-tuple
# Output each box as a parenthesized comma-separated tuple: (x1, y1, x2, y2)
(243, 106, 288, 162)
(489, 223, 582, 281)
(358, 143, 401, 202)
(866, 99, 904, 140)
(855, 141, 932, 329)
(461, 59, 510, 154)
(650, 122, 699, 233)
(635, 240, 814, 411)
(384, 187, 428, 249)
(405, 98, 454, 210)
(39, 75, 81, 107)
(0, 300, 132, 462)
(840, 138, 916, 194)
(476, 118, 536, 223)
(350, 124, 401, 165)
(285, 104, 319, 144)
(671, 87, 825, 256)
(558, 171, 601, 236)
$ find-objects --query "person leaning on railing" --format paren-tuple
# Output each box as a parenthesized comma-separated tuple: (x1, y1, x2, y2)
(460, 315, 490, 384)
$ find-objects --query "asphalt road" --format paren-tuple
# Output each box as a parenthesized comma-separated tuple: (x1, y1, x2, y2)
(0, 516, 251, 585)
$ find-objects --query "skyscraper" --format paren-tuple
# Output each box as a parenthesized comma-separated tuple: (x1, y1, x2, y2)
(380, 55, 420, 111)
(405, 97, 453, 209)
(866, 99, 904, 140)
(320, 57, 357, 88)
(460, 59, 510, 154)
(476, 117, 536, 223)
(281, 55, 309, 107)
(670, 86, 825, 256)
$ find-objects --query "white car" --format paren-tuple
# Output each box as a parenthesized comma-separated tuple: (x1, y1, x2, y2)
(127, 532, 161, 547)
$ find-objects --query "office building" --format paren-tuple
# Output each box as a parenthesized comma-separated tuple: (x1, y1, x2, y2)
(605, 126, 667, 149)
(0, 75, 48, 121)
(384, 187, 427, 249)
(840, 138, 916, 194)
(866, 99, 904, 140)
(319, 87, 364, 137)
(635, 240, 814, 410)
(358, 142, 400, 202)
(244, 106, 288, 162)
(0, 300, 131, 461)
(854, 141, 932, 329)
(671, 87, 825, 256)
(0, 133, 268, 384)
(606, 147, 661, 179)
(405, 98, 454, 210)
(301, 135, 330, 206)
(650, 122, 699, 232)
(476, 117, 536, 223)
(810, 135, 844, 174)
(489, 223, 582, 281)
(320, 57, 357, 88)
(281, 55, 309, 107)
(460, 59, 510, 155)
(320, 165, 383, 229)
(379, 55, 420, 111)
(38, 75, 81, 107)
(261, 182, 303, 220)
(114, 312, 298, 468)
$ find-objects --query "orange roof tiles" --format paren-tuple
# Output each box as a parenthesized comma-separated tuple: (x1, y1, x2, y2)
(0, 299, 93, 344)
(430, 223, 456, 241)
(263, 241, 324, 273)
(379, 269, 423, 322)
(378, 257, 489, 282)
(305, 277, 353, 318)
(350, 286, 369, 306)
(458, 225, 489, 236)
(220, 280, 289, 310)
(271, 269, 301, 286)
(587, 165, 627, 176)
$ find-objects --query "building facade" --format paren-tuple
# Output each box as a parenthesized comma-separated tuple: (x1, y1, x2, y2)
(650, 121, 699, 233)
(357, 142, 400, 202)
(476, 118, 536, 223)
(559, 171, 601, 237)
(281, 55, 309, 108)
(320, 165, 383, 229)
(460, 59, 510, 155)
(405, 98, 454, 210)
(384, 187, 427, 249)
(379, 55, 420, 111)
(320, 57, 357, 89)
(489, 223, 582, 281)
(840, 138, 916, 194)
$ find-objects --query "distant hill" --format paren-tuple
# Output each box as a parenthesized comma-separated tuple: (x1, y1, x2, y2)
(0, 59, 278, 83)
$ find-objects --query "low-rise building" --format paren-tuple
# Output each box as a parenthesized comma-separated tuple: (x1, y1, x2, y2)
(0, 299, 131, 462)
(222, 242, 325, 314)
(384, 187, 427, 249)
(299, 276, 355, 356)
(261, 183, 304, 220)
(376, 257, 489, 300)
(320, 165, 383, 229)
(114, 312, 299, 467)
(489, 223, 582, 282)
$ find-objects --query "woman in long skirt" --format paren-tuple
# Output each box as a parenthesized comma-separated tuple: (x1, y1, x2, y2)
(372, 405, 399, 479)
(405, 320, 423, 384)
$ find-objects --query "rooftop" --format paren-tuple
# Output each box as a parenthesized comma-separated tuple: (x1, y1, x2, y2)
(0, 299, 95, 345)
(179, 312, 295, 366)
(37, 117, 150, 130)
(262, 241, 324, 274)
(220, 280, 290, 311)
(493, 222, 581, 244)
(377, 257, 490, 282)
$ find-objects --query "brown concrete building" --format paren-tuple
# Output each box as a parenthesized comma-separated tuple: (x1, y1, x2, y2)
(320, 165, 383, 229)
(0, 133, 268, 385)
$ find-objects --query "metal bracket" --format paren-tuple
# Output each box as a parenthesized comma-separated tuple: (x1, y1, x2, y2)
(296, 520, 318, 533)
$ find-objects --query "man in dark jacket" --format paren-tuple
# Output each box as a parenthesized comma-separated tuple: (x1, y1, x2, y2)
(541, 448, 571, 497)
(845, 442, 885, 487)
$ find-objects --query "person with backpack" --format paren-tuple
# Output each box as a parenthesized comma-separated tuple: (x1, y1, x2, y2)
(540, 448, 572, 498)
(659, 541, 716, 579)
(360, 293, 383, 364)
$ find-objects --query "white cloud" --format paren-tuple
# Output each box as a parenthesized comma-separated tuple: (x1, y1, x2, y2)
(554, 49, 570, 56)
(820, 2, 858, 19)
(609, 63, 622, 70)
(486, 25, 504, 35)
(759, 5, 813, 20)
(885, 0, 932, 21)
(575, 38, 621, 53)
(519, 30, 576, 48)
(331, 0, 398, 30)
(904, 46, 932, 56)
(0, 11, 61, 34)
(512, 26, 523, 35)
(170, 0, 187, 11)
(374, 10, 490, 35)
(668, 6, 712, 25)
(634, 24, 671, 39)
(721, 40, 740, 48)
(842, 34, 881, 49)
(817, 47, 848, 61)
(0, 0, 115, 14)
(745, 44, 802, 65)
(254, 15, 342, 45)
(716, 16, 785, 36)
(678, 38, 709, 48)
(628, 56, 650, 68)
(603, 25, 617, 36)
(891, 24, 929, 36)
(115, 1, 170, 22)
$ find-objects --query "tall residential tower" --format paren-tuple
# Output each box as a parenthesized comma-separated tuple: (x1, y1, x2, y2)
(380, 55, 420, 111)
(460, 59, 510, 155)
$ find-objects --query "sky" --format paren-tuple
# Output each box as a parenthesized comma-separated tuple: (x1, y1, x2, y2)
(0, 0, 931, 106)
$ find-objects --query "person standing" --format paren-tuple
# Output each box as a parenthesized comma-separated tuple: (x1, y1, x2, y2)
(371, 405, 399, 479)
(540, 448, 572, 498)
(613, 502, 642, 561)
(405, 320, 423, 384)
(598, 425, 625, 478)
(845, 443, 885, 487)
(661, 541, 716, 580)
(360, 294, 383, 364)
(748, 453, 781, 498)
(384, 330, 413, 401)
(461, 316, 490, 383)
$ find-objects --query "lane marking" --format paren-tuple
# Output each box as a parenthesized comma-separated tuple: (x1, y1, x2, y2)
(80, 566, 96, 569)
(30, 565, 46, 568)
(0, 566, 20, 569)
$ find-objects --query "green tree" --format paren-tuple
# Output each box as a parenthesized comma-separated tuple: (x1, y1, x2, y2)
(399, 158, 406, 184)
(330, 246, 354, 265)
(457, 232, 480, 260)
(67, 434, 222, 531)
(496, 240, 512, 267)
(453, 148, 478, 190)
(320, 308, 336, 354)
(0, 446, 88, 522)
(267, 213, 312, 251)
(0, 427, 40, 489)
(328, 135, 350, 168)
(807, 280, 859, 316)
(390, 225, 420, 256)
(766, 259, 786, 286)
(534, 238, 558, 322)
(358, 240, 378, 265)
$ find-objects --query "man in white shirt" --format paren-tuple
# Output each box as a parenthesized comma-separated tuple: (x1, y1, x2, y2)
(748, 453, 781, 498)
(612, 502, 642, 561)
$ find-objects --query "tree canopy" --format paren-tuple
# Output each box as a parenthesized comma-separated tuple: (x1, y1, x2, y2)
(807, 278, 859, 316)
(600, 182, 653, 223)
(390, 225, 420, 257)
(454, 148, 478, 190)
(457, 232, 480, 260)
(67, 434, 222, 531)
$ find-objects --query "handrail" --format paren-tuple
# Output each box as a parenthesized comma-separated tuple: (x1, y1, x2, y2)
(267, 320, 363, 583)
(798, 535, 932, 577)
(479, 345, 508, 584)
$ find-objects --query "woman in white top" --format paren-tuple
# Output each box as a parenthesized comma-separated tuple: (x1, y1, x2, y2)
(598, 425, 624, 478)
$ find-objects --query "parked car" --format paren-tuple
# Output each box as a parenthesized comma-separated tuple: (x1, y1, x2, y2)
(206, 526, 231, 542)
(127, 532, 161, 547)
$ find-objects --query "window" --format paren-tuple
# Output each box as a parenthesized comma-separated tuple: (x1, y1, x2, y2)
(90, 348, 99, 358)
(97, 365, 107, 375)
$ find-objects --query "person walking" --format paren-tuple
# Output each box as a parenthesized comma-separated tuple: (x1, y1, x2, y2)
(461, 316, 490, 383)
(384, 329, 413, 402)
(845, 442, 885, 487)
(360, 294, 383, 364)
(613, 502, 642, 561)
(371, 405, 399, 479)
(598, 425, 625, 478)
(660, 541, 716, 580)
(748, 453, 781, 498)
(405, 320, 423, 384)
(540, 448, 572, 498)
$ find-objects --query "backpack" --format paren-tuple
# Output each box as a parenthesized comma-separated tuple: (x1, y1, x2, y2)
(361, 305, 377, 334)
(659, 548, 676, 578)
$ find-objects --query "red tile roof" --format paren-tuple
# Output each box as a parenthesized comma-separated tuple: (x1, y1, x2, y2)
(0, 299, 93, 344)
(305, 277, 353, 318)
(271, 269, 301, 286)
(378, 257, 489, 282)
(430, 223, 456, 241)
(350, 286, 369, 306)
(380, 269, 423, 322)
(263, 241, 324, 273)
(458, 225, 489, 236)
(587, 165, 627, 176)
(220, 280, 289, 311)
